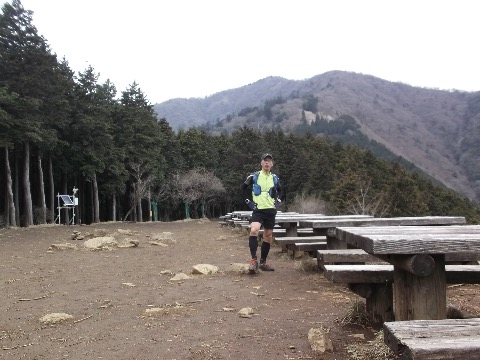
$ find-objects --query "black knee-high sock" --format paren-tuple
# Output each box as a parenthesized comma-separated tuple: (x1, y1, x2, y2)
(248, 236, 258, 259)
(260, 242, 270, 262)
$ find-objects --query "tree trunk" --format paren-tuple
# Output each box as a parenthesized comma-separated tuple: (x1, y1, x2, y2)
(76, 176, 82, 225)
(4, 147, 9, 226)
(137, 197, 143, 222)
(147, 188, 152, 222)
(48, 157, 55, 223)
(23, 142, 33, 227)
(5, 146, 17, 227)
(63, 177, 69, 225)
(123, 204, 136, 222)
(37, 154, 47, 224)
(14, 147, 20, 223)
(112, 195, 116, 222)
(92, 172, 100, 223)
(89, 181, 94, 224)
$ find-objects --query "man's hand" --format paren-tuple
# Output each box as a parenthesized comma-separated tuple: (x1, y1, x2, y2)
(275, 198, 282, 209)
(245, 199, 257, 210)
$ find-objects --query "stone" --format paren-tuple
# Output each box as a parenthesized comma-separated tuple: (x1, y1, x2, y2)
(308, 328, 333, 353)
(170, 273, 192, 281)
(84, 236, 117, 249)
(192, 264, 219, 275)
(49, 243, 77, 251)
(227, 263, 249, 273)
(39, 313, 73, 325)
(238, 307, 254, 318)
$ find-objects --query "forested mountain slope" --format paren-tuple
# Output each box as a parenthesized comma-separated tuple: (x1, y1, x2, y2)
(154, 71, 480, 203)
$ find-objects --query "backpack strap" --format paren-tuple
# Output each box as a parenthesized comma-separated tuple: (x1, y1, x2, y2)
(253, 171, 278, 187)
(272, 174, 278, 188)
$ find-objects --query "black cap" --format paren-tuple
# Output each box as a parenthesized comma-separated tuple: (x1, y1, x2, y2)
(261, 153, 273, 161)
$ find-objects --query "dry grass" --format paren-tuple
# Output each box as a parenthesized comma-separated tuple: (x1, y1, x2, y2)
(346, 330, 396, 360)
(295, 257, 320, 272)
(339, 300, 371, 327)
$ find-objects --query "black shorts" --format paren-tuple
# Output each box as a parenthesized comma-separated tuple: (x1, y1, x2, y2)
(250, 208, 277, 230)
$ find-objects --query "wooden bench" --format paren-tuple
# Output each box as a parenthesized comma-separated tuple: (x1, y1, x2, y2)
(233, 220, 249, 228)
(317, 249, 385, 269)
(383, 318, 480, 359)
(323, 264, 480, 324)
(294, 242, 328, 257)
(257, 227, 314, 240)
(317, 249, 479, 269)
(273, 236, 326, 257)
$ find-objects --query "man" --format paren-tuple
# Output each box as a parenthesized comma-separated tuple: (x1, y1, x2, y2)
(241, 153, 281, 272)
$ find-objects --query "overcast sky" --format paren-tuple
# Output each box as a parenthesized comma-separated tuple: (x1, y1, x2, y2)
(18, 0, 480, 104)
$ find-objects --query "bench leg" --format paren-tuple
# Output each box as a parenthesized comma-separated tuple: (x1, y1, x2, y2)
(287, 245, 304, 258)
(349, 283, 394, 324)
(326, 235, 346, 250)
(367, 283, 394, 324)
(285, 224, 297, 237)
(273, 238, 287, 252)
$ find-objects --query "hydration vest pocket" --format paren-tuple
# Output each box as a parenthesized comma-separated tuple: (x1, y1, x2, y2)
(269, 187, 277, 198)
(253, 183, 262, 196)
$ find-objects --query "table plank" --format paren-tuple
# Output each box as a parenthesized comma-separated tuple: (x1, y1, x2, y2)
(336, 225, 480, 254)
(300, 216, 466, 228)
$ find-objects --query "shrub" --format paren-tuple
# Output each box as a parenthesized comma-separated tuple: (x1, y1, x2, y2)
(288, 192, 327, 214)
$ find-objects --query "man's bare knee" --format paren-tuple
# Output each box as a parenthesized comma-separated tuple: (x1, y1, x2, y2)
(263, 230, 273, 243)
(263, 236, 273, 244)
(249, 222, 261, 237)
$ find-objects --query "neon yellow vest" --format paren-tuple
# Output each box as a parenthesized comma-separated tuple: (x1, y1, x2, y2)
(252, 171, 276, 209)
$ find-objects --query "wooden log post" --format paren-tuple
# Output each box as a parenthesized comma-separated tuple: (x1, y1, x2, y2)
(393, 254, 447, 321)
(377, 254, 436, 277)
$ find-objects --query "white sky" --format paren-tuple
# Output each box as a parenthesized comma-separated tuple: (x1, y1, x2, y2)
(18, 0, 480, 104)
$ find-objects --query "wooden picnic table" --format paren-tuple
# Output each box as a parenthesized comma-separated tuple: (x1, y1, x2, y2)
(335, 224, 480, 321)
(300, 216, 466, 249)
(275, 214, 372, 237)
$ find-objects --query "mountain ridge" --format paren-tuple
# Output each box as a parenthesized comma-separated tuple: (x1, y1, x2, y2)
(153, 71, 480, 203)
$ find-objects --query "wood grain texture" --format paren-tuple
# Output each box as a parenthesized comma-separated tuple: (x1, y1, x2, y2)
(384, 318, 480, 359)
(301, 216, 466, 229)
(394, 255, 446, 320)
(322, 264, 480, 284)
(336, 225, 480, 254)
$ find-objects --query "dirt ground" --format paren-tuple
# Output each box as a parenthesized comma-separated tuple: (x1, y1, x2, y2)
(1, 220, 479, 360)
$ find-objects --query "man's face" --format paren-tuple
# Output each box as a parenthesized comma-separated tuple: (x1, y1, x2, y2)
(261, 157, 273, 172)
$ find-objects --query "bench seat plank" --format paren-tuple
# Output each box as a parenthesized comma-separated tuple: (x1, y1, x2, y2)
(274, 236, 326, 257)
(324, 264, 394, 283)
(294, 242, 327, 252)
(323, 264, 480, 284)
(384, 318, 480, 359)
(258, 228, 314, 237)
(318, 249, 380, 262)
(274, 236, 326, 245)
(317, 249, 478, 267)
